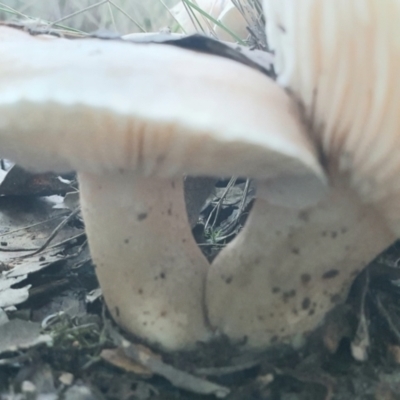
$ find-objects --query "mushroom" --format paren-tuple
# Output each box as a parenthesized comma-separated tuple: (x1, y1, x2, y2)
(214, 2, 249, 41)
(0, 26, 325, 350)
(206, 1, 400, 349)
(207, 174, 395, 349)
(171, 0, 248, 42)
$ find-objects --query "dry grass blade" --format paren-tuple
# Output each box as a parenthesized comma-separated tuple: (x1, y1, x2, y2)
(107, 0, 146, 32)
(50, 0, 108, 25)
(182, 0, 216, 36)
(182, 0, 246, 44)
(204, 177, 237, 232)
(0, 207, 81, 255)
(232, 0, 266, 48)
(0, 0, 177, 34)
(157, 0, 187, 32)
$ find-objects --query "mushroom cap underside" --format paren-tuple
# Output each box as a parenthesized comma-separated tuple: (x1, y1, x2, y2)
(263, 0, 400, 229)
(0, 26, 326, 204)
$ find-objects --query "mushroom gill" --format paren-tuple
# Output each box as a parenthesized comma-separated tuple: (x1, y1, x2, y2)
(263, 0, 400, 234)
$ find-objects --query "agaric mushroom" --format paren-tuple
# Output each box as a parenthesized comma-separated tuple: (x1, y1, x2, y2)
(171, 0, 248, 42)
(0, 26, 325, 350)
(206, 1, 400, 349)
(212, 2, 249, 42)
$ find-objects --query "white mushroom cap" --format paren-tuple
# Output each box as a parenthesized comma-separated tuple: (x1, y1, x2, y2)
(213, 2, 249, 42)
(171, 0, 227, 34)
(171, 0, 248, 42)
(0, 26, 326, 350)
(0, 26, 322, 182)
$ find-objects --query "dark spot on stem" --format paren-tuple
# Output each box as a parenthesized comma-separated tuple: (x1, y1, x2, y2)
(283, 289, 296, 302)
(302, 298, 311, 310)
(115, 307, 120, 317)
(291, 247, 300, 255)
(272, 287, 281, 294)
(298, 211, 309, 222)
(124, 238, 130, 244)
(137, 213, 148, 221)
(301, 273, 311, 284)
(278, 24, 286, 33)
(322, 269, 339, 279)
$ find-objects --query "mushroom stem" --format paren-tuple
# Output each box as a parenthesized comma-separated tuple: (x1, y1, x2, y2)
(78, 171, 211, 350)
(206, 176, 395, 350)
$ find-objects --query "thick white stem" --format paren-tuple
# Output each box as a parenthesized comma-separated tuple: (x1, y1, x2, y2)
(78, 171, 211, 350)
(206, 181, 395, 350)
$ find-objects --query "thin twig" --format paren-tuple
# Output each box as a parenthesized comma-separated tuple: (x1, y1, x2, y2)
(204, 177, 237, 231)
(157, 0, 187, 33)
(182, 0, 246, 44)
(218, 178, 250, 236)
(19, 207, 81, 257)
(0, 207, 84, 258)
(0, 213, 68, 237)
(108, 0, 146, 32)
(50, 0, 108, 26)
